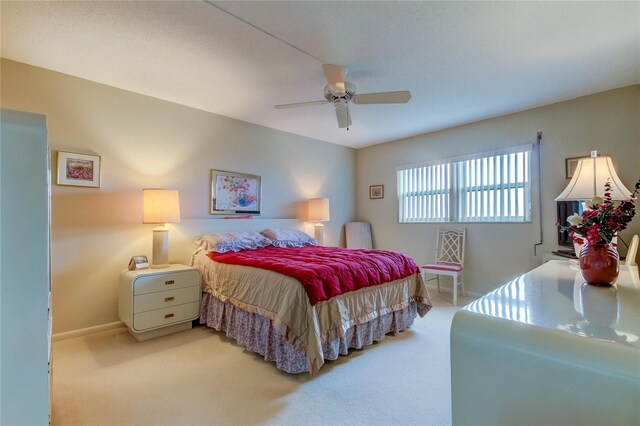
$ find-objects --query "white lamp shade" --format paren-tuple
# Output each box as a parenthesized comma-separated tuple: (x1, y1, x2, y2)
(308, 198, 330, 221)
(555, 155, 632, 201)
(143, 189, 181, 224)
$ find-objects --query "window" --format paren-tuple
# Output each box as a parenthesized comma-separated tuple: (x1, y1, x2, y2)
(397, 145, 531, 223)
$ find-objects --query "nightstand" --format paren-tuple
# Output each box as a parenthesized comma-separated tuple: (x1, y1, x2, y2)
(118, 264, 201, 341)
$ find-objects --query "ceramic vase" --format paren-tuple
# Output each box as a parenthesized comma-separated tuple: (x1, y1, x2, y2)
(579, 243, 619, 286)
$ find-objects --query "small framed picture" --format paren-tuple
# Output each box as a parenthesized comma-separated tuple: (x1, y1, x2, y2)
(128, 255, 149, 271)
(565, 156, 585, 180)
(369, 185, 384, 199)
(57, 151, 101, 187)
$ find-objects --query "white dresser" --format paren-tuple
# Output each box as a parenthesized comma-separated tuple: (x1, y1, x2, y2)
(451, 260, 640, 425)
(118, 264, 200, 341)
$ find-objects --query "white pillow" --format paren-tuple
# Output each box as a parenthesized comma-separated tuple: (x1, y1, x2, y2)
(260, 228, 317, 248)
(195, 231, 272, 253)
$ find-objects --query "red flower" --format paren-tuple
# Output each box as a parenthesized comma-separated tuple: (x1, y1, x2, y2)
(558, 177, 640, 246)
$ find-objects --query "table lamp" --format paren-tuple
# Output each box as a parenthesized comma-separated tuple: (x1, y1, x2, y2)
(143, 189, 181, 268)
(555, 151, 632, 257)
(556, 151, 632, 202)
(308, 198, 330, 245)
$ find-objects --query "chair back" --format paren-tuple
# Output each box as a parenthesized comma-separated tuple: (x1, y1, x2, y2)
(435, 227, 465, 266)
(626, 234, 638, 267)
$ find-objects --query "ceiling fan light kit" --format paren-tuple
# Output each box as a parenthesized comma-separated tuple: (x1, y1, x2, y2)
(274, 64, 411, 129)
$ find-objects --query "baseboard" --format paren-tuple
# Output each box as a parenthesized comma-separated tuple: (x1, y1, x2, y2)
(52, 321, 126, 341)
(425, 283, 484, 300)
(463, 289, 484, 299)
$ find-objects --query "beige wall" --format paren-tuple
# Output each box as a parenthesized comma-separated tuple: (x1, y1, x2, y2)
(3, 56, 638, 332)
(1, 59, 356, 334)
(356, 86, 640, 295)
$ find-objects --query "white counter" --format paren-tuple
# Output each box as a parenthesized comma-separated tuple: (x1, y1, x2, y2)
(451, 260, 640, 426)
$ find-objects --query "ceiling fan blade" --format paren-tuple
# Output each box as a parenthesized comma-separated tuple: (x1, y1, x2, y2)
(334, 101, 352, 129)
(353, 91, 412, 104)
(274, 100, 329, 109)
(322, 64, 346, 94)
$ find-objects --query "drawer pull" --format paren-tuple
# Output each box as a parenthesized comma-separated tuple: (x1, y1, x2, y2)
(165, 313, 174, 319)
(165, 297, 175, 302)
(165, 280, 175, 285)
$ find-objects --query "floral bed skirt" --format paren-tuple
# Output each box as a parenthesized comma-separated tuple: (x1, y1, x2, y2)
(199, 292, 418, 374)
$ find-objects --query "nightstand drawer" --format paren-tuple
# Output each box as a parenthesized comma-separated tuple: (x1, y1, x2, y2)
(133, 270, 200, 295)
(133, 301, 200, 331)
(134, 286, 200, 314)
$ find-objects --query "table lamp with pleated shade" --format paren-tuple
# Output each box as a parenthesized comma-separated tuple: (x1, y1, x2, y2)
(556, 151, 633, 201)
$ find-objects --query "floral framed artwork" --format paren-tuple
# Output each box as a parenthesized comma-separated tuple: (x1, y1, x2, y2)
(56, 151, 101, 187)
(211, 169, 261, 215)
(369, 185, 384, 199)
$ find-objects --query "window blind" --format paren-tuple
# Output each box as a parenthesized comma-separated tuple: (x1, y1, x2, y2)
(397, 145, 531, 223)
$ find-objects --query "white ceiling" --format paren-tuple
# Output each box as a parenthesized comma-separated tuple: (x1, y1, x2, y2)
(1, 1, 639, 149)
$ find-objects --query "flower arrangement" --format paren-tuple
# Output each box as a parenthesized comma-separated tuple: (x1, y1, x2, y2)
(218, 176, 257, 208)
(66, 160, 94, 180)
(559, 178, 640, 246)
(220, 176, 250, 194)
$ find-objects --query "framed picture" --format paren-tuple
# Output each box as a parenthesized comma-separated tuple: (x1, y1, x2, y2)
(211, 169, 261, 215)
(565, 156, 586, 180)
(369, 185, 384, 199)
(57, 151, 101, 187)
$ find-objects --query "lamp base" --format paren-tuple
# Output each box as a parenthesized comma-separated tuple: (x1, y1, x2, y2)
(313, 223, 325, 246)
(151, 226, 170, 268)
(151, 264, 170, 269)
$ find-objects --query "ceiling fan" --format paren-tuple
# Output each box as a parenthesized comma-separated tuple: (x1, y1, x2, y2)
(274, 64, 411, 129)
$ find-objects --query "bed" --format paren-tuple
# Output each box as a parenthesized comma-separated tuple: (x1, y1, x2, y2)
(191, 229, 432, 375)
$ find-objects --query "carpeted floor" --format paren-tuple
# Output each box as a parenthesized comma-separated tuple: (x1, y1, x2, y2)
(51, 291, 472, 426)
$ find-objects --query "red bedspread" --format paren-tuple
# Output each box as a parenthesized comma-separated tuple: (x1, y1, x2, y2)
(207, 246, 420, 305)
